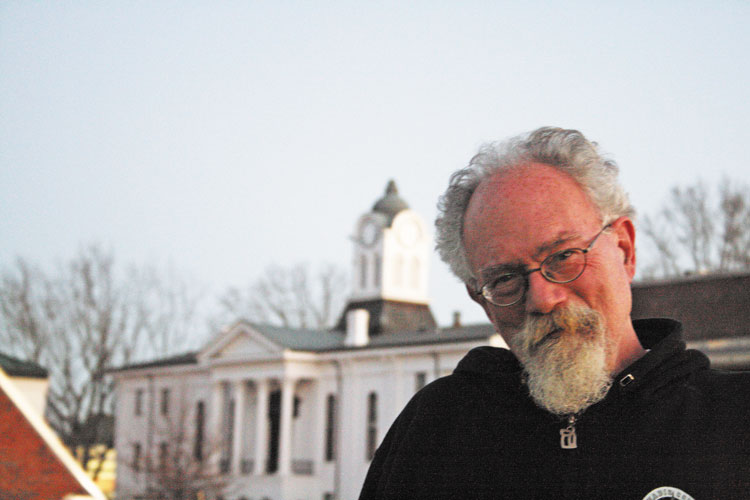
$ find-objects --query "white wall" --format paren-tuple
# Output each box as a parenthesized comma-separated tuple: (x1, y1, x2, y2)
(8, 376, 48, 417)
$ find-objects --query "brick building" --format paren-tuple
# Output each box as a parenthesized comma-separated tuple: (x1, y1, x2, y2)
(0, 354, 106, 500)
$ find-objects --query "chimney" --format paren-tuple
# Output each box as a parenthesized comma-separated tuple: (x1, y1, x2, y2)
(452, 311, 462, 328)
(345, 309, 370, 347)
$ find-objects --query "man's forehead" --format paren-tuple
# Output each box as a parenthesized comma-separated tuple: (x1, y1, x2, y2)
(467, 165, 594, 223)
(463, 163, 601, 272)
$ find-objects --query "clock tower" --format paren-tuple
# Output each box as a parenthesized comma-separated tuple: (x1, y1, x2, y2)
(335, 180, 436, 335)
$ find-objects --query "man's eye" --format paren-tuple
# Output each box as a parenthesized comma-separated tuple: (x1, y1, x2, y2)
(550, 249, 575, 263)
(491, 274, 517, 287)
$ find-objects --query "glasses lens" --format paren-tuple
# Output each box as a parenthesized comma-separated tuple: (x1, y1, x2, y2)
(542, 249, 586, 283)
(484, 274, 524, 306)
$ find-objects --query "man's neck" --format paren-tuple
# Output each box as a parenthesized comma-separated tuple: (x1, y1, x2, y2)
(609, 323, 648, 375)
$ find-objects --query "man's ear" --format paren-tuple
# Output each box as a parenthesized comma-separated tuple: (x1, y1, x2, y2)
(466, 281, 483, 305)
(612, 216, 636, 281)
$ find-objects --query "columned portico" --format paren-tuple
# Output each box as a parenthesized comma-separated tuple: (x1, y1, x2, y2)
(208, 372, 320, 479)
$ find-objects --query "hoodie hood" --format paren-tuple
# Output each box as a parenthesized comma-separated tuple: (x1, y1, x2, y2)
(613, 318, 710, 399)
(454, 318, 710, 401)
(454, 344, 521, 379)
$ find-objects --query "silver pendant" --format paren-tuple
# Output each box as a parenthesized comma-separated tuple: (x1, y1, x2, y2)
(560, 424, 577, 449)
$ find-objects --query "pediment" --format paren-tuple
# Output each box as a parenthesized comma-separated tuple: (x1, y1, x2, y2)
(199, 321, 282, 362)
(220, 332, 278, 357)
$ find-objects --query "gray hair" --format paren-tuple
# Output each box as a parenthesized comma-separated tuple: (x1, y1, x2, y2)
(435, 127, 635, 284)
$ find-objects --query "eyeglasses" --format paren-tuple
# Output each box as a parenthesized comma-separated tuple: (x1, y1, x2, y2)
(477, 224, 612, 307)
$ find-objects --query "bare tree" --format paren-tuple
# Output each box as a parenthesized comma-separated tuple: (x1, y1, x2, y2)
(0, 245, 204, 479)
(640, 178, 750, 278)
(120, 393, 229, 500)
(215, 262, 347, 330)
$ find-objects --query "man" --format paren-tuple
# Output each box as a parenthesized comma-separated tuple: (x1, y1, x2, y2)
(359, 127, 750, 499)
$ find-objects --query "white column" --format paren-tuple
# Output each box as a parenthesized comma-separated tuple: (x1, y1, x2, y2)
(209, 381, 224, 472)
(312, 380, 325, 472)
(232, 380, 246, 475)
(253, 379, 269, 475)
(278, 377, 296, 475)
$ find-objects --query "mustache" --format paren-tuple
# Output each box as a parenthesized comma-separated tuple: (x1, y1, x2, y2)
(520, 305, 602, 353)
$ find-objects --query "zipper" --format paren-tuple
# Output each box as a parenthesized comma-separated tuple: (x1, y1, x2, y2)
(559, 414, 578, 449)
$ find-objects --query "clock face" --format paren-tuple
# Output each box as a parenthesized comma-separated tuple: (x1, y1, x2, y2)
(361, 220, 379, 246)
(397, 218, 421, 247)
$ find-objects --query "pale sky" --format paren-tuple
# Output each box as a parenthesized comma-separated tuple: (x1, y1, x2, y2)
(1, 1, 748, 332)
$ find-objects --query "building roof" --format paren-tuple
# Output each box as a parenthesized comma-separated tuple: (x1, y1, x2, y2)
(250, 322, 346, 351)
(344, 322, 495, 350)
(108, 351, 199, 373)
(111, 321, 496, 373)
(334, 299, 437, 335)
(631, 270, 750, 341)
(372, 180, 409, 225)
(0, 351, 48, 378)
(254, 320, 492, 351)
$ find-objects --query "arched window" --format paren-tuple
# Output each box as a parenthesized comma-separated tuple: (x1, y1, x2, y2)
(158, 442, 168, 471)
(134, 388, 143, 416)
(360, 255, 368, 289)
(194, 401, 205, 461)
(132, 442, 142, 472)
(325, 394, 337, 461)
(374, 254, 382, 287)
(366, 392, 378, 460)
(160, 388, 170, 416)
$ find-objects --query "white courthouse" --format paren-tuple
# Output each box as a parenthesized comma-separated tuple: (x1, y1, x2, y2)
(112, 182, 502, 500)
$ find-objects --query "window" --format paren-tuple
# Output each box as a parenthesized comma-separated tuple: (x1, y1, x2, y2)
(158, 442, 168, 471)
(360, 255, 368, 288)
(374, 255, 381, 287)
(134, 388, 143, 416)
(160, 388, 170, 416)
(325, 394, 337, 461)
(294, 396, 301, 418)
(194, 401, 205, 461)
(415, 372, 427, 392)
(132, 442, 142, 472)
(366, 392, 378, 460)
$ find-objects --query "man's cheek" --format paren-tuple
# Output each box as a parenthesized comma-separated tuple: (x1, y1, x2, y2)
(489, 306, 525, 329)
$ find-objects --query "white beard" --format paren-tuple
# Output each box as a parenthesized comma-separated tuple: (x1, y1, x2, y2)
(510, 303, 613, 416)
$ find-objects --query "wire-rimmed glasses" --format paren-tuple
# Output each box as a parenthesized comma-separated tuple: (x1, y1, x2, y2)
(477, 224, 612, 307)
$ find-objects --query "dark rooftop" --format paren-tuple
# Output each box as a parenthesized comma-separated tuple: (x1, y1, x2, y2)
(108, 351, 199, 373)
(0, 352, 48, 379)
(632, 271, 750, 341)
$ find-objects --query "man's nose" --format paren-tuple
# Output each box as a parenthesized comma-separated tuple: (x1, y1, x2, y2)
(524, 271, 567, 315)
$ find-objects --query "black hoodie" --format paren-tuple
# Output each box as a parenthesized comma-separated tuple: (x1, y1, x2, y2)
(359, 319, 750, 499)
